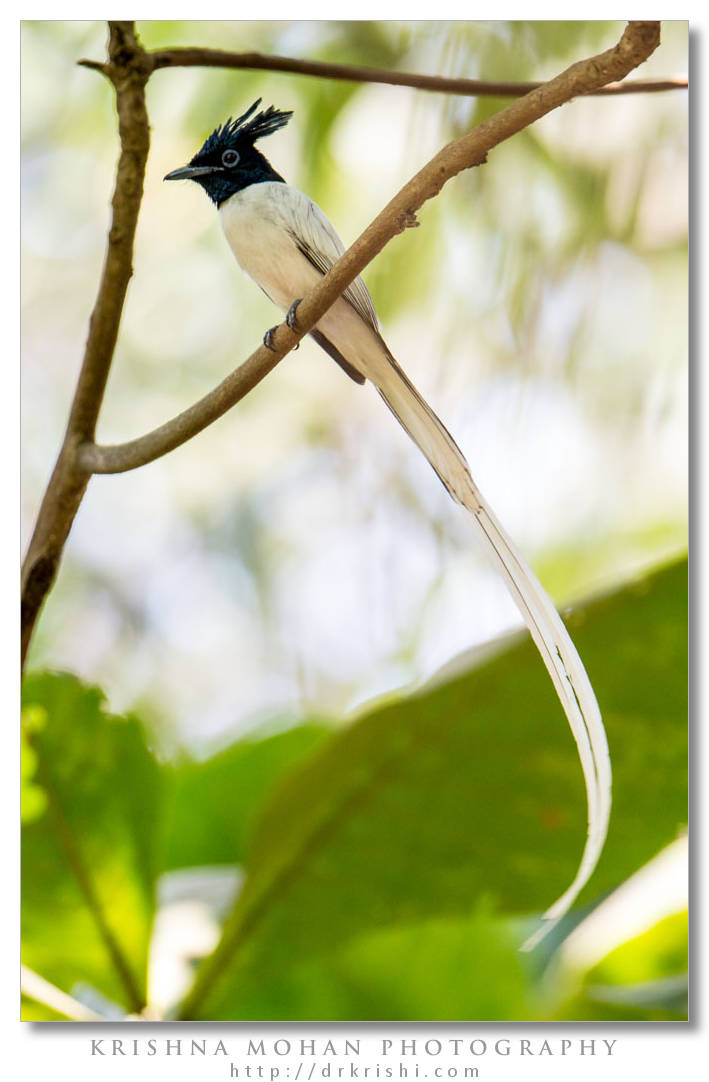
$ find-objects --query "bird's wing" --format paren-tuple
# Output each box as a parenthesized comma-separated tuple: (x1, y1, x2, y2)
(279, 188, 381, 334)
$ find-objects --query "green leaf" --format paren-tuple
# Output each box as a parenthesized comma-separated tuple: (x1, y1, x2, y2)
(588, 910, 689, 987)
(21, 672, 163, 1015)
(556, 910, 690, 1020)
(21, 705, 48, 824)
(20, 995, 68, 1022)
(163, 722, 333, 871)
(211, 906, 535, 1021)
(182, 558, 687, 1019)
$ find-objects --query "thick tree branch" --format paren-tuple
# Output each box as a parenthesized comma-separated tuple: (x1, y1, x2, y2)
(148, 45, 684, 97)
(21, 22, 151, 669)
(82, 21, 662, 482)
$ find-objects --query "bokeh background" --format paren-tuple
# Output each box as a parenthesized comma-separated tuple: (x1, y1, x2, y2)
(22, 20, 687, 753)
(21, 19, 689, 1024)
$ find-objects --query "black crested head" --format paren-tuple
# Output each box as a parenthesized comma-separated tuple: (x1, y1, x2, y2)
(164, 99, 293, 206)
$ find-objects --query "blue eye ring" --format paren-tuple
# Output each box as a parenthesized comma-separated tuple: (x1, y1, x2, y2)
(222, 149, 240, 168)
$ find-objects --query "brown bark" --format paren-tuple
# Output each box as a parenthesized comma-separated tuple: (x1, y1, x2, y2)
(21, 22, 152, 668)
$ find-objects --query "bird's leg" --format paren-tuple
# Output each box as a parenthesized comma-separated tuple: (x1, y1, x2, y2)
(263, 299, 303, 352)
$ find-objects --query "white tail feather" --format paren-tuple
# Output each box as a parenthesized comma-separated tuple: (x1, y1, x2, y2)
(375, 356, 612, 944)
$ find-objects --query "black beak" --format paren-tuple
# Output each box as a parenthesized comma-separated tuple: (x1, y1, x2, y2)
(164, 164, 220, 182)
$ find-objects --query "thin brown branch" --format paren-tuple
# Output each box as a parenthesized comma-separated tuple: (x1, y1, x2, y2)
(175, 19, 662, 1021)
(79, 344, 295, 474)
(21, 21, 152, 670)
(82, 21, 662, 484)
(68, 28, 153, 439)
(148, 45, 685, 98)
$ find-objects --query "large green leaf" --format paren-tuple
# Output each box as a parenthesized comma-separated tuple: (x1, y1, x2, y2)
(163, 722, 333, 870)
(206, 906, 536, 1021)
(21, 672, 163, 1015)
(182, 557, 687, 1019)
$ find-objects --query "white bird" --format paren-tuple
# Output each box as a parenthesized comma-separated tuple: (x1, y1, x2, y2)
(165, 100, 612, 941)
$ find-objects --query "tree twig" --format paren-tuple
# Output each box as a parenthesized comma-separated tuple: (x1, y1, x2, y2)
(147, 45, 685, 97)
(81, 21, 662, 482)
(21, 21, 152, 669)
(174, 19, 662, 1021)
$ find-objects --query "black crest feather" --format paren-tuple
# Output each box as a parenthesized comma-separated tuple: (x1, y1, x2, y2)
(199, 99, 293, 156)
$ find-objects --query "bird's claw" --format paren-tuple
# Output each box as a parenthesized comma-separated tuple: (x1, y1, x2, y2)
(286, 299, 302, 331)
(263, 300, 303, 352)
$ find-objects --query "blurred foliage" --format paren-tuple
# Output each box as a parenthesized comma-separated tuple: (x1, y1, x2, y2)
(188, 556, 687, 1019)
(21, 21, 687, 743)
(20, 995, 69, 1022)
(592, 910, 688, 986)
(556, 911, 688, 1021)
(21, 705, 48, 824)
(21, 673, 163, 1013)
(21, 557, 686, 1021)
(202, 906, 536, 1022)
(21, 20, 687, 1023)
(163, 721, 333, 870)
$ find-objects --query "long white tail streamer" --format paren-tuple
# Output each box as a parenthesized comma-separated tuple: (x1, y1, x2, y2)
(376, 361, 612, 946)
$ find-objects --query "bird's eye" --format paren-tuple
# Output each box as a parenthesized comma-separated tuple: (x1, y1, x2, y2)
(222, 149, 240, 168)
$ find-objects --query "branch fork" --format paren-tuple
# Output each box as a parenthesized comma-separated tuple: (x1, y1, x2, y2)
(22, 20, 662, 671)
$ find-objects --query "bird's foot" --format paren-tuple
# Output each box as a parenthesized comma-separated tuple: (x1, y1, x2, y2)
(263, 325, 299, 352)
(264, 300, 303, 352)
(286, 298, 302, 330)
(263, 326, 278, 351)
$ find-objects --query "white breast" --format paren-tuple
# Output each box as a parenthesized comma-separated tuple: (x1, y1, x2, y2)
(218, 181, 390, 387)
(218, 182, 323, 312)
